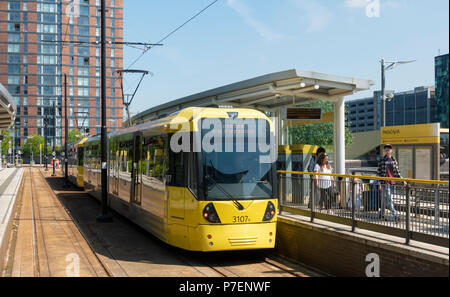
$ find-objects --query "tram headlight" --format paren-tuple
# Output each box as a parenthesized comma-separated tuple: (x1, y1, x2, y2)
(262, 201, 276, 221)
(203, 203, 221, 223)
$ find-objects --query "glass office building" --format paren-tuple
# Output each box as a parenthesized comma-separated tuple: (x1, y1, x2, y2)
(346, 86, 436, 133)
(0, 0, 123, 150)
(434, 54, 449, 128)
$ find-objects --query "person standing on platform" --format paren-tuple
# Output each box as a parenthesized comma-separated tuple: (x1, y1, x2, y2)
(377, 144, 406, 223)
(308, 147, 326, 173)
(308, 147, 326, 208)
(314, 154, 334, 213)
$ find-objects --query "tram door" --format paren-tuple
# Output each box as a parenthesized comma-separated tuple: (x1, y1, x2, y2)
(113, 150, 119, 195)
(131, 133, 143, 205)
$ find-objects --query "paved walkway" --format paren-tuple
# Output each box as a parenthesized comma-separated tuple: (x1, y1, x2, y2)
(0, 168, 24, 274)
(2, 167, 108, 277)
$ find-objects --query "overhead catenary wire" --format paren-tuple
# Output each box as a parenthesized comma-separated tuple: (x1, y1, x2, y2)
(124, 0, 220, 71)
(115, 0, 220, 117)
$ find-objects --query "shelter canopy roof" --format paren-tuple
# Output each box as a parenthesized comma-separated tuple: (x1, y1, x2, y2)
(132, 69, 375, 125)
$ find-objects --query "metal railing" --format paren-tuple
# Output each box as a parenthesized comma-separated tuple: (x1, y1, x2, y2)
(278, 170, 449, 247)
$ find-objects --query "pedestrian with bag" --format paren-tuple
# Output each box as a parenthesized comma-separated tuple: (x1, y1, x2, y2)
(314, 154, 334, 213)
(377, 144, 406, 223)
(308, 147, 326, 208)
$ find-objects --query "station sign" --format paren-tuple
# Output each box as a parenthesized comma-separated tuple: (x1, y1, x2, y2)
(381, 123, 440, 145)
(282, 108, 322, 121)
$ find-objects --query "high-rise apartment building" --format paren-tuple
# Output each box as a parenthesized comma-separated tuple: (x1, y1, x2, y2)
(0, 0, 123, 150)
(434, 53, 449, 128)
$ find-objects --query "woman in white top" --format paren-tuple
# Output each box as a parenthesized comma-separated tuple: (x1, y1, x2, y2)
(314, 154, 334, 212)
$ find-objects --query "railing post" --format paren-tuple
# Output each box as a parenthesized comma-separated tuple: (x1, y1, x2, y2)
(351, 178, 356, 232)
(413, 188, 417, 218)
(434, 186, 440, 225)
(278, 174, 282, 216)
(310, 177, 315, 223)
(406, 184, 411, 245)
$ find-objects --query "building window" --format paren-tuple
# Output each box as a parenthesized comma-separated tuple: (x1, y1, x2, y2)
(7, 44, 20, 53)
(8, 54, 20, 63)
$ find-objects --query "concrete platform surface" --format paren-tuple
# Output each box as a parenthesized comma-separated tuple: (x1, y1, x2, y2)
(2, 168, 108, 277)
(0, 168, 24, 273)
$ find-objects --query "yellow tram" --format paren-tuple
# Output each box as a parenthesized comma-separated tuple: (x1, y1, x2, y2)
(68, 137, 88, 188)
(69, 108, 278, 251)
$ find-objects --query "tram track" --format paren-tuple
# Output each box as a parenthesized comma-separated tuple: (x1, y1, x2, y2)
(29, 168, 40, 276)
(174, 248, 317, 277)
(35, 168, 114, 277)
(5, 168, 110, 277)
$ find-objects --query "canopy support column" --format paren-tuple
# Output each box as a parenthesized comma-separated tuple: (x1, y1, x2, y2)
(333, 97, 346, 175)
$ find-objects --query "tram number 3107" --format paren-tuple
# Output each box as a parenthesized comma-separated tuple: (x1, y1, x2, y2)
(233, 216, 250, 223)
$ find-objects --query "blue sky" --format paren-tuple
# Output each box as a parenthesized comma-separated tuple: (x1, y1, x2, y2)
(123, 0, 449, 115)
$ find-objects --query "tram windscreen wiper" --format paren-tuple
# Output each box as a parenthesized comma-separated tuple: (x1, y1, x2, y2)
(204, 174, 245, 210)
(205, 160, 245, 210)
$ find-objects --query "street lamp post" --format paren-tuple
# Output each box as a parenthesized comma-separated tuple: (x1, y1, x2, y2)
(52, 101, 56, 176)
(28, 136, 33, 166)
(380, 58, 416, 127)
(381, 58, 386, 128)
(44, 117, 49, 171)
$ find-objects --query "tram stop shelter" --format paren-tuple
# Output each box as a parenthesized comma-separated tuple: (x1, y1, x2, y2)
(131, 69, 375, 175)
(0, 83, 16, 130)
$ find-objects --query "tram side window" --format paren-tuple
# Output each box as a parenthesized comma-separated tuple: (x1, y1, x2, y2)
(188, 152, 198, 198)
(168, 151, 184, 187)
(85, 146, 90, 168)
(168, 134, 184, 186)
(78, 147, 84, 166)
(144, 136, 168, 182)
(91, 145, 100, 169)
(119, 141, 133, 174)
(110, 138, 120, 171)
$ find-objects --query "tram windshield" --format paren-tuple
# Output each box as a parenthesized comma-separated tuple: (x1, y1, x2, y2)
(200, 117, 275, 200)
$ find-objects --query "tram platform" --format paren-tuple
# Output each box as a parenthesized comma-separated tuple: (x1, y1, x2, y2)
(0, 168, 24, 273)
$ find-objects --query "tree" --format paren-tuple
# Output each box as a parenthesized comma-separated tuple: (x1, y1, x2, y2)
(68, 129, 83, 144)
(289, 101, 353, 148)
(22, 134, 45, 158)
(1, 130, 12, 157)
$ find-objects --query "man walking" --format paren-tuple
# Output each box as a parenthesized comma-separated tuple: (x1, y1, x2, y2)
(377, 144, 407, 223)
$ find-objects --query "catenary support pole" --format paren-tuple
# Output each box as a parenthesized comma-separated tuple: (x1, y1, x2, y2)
(64, 74, 69, 187)
(97, 0, 112, 223)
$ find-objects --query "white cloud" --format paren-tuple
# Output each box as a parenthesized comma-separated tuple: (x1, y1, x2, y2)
(344, 0, 370, 8)
(289, 0, 333, 32)
(344, 0, 404, 9)
(226, 0, 284, 41)
(383, 1, 402, 8)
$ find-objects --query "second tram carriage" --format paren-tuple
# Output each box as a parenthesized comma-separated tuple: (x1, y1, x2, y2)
(68, 107, 278, 252)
